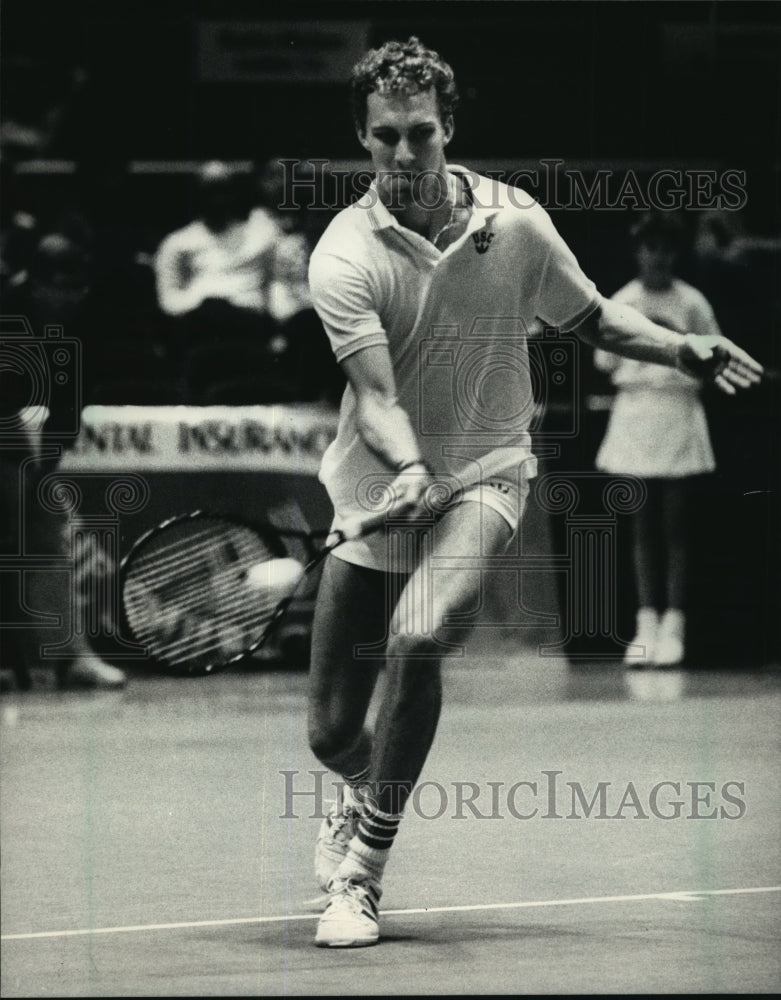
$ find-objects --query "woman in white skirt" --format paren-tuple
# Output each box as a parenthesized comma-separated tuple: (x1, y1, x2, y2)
(595, 213, 721, 666)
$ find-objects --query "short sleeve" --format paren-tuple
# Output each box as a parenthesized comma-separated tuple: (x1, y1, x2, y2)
(308, 249, 388, 362)
(533, 207, 602, 331)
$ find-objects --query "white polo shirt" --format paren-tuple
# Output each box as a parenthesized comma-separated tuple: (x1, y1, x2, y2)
(309, 165, 601, 565)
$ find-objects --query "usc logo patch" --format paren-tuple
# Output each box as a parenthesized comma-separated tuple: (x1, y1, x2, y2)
(472, 230, 495, 254)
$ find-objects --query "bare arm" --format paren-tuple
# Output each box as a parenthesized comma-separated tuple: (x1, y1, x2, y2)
(575, 298, 763, 395)
(340, 344, 433, 508)
(341, 345, 425, 469)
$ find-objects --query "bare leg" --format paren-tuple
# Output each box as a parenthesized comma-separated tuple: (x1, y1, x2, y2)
(370, 502, 512, 814)
(307, 558, 388, 776)
(313, 503, 513, 948)
(632, 481, 661, 611)
(661, 478, 689, 612)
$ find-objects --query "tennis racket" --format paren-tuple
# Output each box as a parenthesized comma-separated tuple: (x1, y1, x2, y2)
(119, 454, 519, 677)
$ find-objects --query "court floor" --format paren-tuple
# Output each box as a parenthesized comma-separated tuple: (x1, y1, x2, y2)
(2, 646, 780, 996)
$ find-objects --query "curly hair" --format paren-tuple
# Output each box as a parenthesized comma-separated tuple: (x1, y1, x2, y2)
(350, 36, 459, 131)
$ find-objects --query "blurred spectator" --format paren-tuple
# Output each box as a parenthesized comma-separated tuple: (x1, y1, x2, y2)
(259, 163, 313, 328)
(153, 158, 344, 405)
(0, 159, 39, 294)
(4, 229, 170, 404)
(154, 161, 287, 402)
(3, 234, 94, 395)
(155, 161, 278, 319)
(254, 157, 345, 404)
(0, 57, 89, 160)
(593, 212, 724, 668)
(1, 234, 127, 690)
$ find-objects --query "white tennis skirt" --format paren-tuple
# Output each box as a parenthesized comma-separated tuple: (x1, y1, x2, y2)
(595, 388, 715, 478)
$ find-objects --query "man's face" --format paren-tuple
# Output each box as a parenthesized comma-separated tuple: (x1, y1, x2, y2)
(358, 88, 453, 210)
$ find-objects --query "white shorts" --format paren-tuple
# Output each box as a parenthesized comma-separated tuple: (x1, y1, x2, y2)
(331, 466, 534, 573)
(459, 474, 530, 534)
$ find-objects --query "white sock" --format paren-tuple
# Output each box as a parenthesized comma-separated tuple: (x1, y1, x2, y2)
(660, 608, 685, 637)
(337, 837, 390, 884)
(338, 803, 403, 883)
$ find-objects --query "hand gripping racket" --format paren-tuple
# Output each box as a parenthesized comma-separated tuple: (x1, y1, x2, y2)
(119, 453, 519, 676)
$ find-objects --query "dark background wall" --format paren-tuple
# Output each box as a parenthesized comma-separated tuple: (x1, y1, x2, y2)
(2, 1, 779, 165)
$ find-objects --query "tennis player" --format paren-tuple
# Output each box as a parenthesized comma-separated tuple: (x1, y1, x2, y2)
(305, 37, 762, 947)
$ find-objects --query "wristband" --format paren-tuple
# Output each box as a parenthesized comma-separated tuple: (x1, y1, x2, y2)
(395, 458, 433, 474)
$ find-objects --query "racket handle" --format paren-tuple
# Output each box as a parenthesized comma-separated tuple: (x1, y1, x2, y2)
(325, 446, 528, 551)
(330, 498, 419, 545)
(330, 448, 525, 546)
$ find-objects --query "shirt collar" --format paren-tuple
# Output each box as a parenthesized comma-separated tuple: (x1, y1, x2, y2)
(361, 164, 501, 233)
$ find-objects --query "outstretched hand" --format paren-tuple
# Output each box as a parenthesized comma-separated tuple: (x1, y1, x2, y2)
(678, 334, 764, 395)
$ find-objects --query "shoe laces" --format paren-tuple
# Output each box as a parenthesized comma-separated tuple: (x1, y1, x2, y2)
(326, 800, 359, 839)
(325, 876, 380, 917)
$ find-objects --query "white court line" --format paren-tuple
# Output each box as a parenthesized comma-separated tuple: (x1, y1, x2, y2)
(3, 885, 779, 942)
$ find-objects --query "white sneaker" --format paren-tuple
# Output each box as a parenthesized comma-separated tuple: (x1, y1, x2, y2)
(56, 656, 127, 689)
(314, 796, 361, 891)
(655, 609, 685, 666)
(315, 875, 381, 948)
(624, 608, 659, 666)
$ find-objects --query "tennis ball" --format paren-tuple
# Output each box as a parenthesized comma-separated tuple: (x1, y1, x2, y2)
(246, 558, 305, 595)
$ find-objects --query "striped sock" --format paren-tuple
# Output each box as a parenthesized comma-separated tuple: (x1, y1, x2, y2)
(343, 764, 371, 796)
(358, 802, 402, 851)
(343, 763, 370, 787)
(339, 764, 371, 812)
(337, 804, 403, 882)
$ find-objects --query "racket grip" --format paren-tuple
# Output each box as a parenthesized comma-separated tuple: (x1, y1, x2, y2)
(330, 450, 526, 545)
(326, 450, 528, 551)
(331, 500, 418, 544)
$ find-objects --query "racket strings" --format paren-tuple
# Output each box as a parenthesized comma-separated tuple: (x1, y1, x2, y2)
(123, 519, 289, 671)
(123, 574, 273, 632)
(124, 571, 284, 641)
(128, 526, 273, 588)
(125, 577, 282, 668)
(127, 524, 243, 574)
(125, 550, 279, 612)
(144, 605, 282, 664)
(127, 522, 275, 584)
